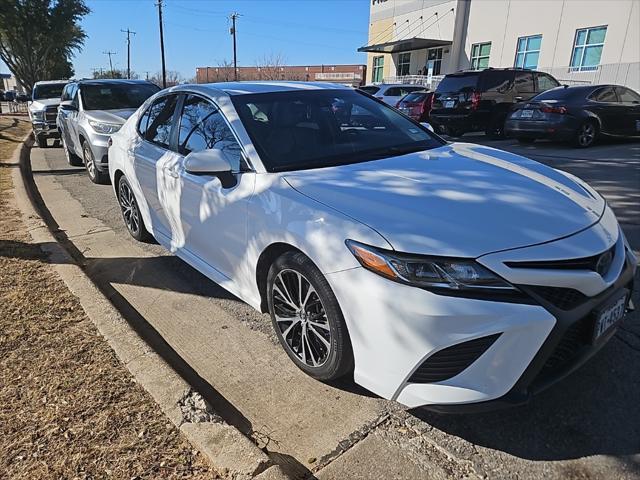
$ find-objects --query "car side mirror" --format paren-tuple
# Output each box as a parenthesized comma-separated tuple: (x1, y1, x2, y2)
(59, 100, 77, 111)
(184, 148, 236, 187)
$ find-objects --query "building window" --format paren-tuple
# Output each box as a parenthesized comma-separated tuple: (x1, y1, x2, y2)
(570, 26, 607, 71)
(471, 42, 491, 70)
(396, 52, 411, 76)
(515, 35, 542, 69)
(372, 56, 384, 82)
(426, 48, 442, 75)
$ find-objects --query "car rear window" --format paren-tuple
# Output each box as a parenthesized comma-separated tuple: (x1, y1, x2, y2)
(435, 74, 479, 93)
(401, 92, 428, 103)
(533, 87, 585, 101)
(359, 86, 380, 95)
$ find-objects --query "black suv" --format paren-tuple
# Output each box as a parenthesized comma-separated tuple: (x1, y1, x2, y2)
(429, 68, 560, 137)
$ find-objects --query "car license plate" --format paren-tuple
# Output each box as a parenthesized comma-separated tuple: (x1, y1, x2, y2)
(521, 109, 533, 118)
(444, 100, 455, 108)
(593, 291, 627, 342)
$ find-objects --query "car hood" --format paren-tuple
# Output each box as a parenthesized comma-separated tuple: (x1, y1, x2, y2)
(283, 143, 605, 257)
(29, 98, 60, 111)
(85, 108, 137, 124)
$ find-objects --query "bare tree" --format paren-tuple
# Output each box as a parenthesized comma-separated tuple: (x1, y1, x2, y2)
(150, 70, 183, 88)
(254, 53, 287, 81)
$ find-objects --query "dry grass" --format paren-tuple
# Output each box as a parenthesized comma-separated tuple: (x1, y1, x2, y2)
(0, 117, 219, 479)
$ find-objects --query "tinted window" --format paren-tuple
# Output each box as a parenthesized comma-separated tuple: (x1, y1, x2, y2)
(479, 70, 513, 93)
(145, 95, 179, 148)
(359, 86, 380, 95)
(177, 95, 243, 170)
(590, 87, 617, 102)
(616, 87, 640, 103)
(536, 73, 560, 92)
(61, 83, 76, 101)
(231, 89, 442, 172)
(385, 86, 423, 97)
(81, 83, 160, 110)
(436, 74, 479, 93)
(33, 83, 66, 100)
(514, 72, 535, 93)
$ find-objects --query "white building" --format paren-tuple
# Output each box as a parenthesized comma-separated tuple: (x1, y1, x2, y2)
(360, 0, 640, 90)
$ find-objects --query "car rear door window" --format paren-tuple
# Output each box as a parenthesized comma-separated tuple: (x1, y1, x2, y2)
(479, 70, 513, 93)
(436, 74, 479, 93)
(144, 94, 179, 148)
(590, 87, 617, 103)
(514, 71, 535, 93)
(177, 95, 243, 170)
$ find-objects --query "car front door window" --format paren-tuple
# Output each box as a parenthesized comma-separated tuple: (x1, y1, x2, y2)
(173, 93, 253, 278)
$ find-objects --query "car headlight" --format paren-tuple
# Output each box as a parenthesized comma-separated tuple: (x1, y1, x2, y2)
(88, 120, 121, 134)
(345, 240, 516, 292)
(32, 110, 45, 121)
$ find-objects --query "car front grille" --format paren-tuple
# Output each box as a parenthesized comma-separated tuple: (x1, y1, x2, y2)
(527, 286, 589, 310)
(408, 333, 501, 383)
(505, 245, 616, 274)
(541, 316, 593, 373)
(45, 106, 58, 122)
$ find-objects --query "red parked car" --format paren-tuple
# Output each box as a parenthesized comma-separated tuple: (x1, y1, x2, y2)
(396, 90, 434, 123)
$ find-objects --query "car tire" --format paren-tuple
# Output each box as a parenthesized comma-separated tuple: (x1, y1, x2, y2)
(82, 140, 109, 184)
(35, 133, 48, 148)
(517, 137, 535, 144)
(117, 175, 151, 242)
(267, 251, 354, 381)
(485, 115, 507, 139)
(62, 135, 83, 166)
(574, 120, 598, 148)
(447, 127, 464, 138)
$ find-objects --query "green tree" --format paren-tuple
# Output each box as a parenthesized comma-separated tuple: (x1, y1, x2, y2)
(0, 0, 89, 92)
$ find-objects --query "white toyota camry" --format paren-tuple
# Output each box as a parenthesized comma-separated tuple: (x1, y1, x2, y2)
(108, 82, 636, 410)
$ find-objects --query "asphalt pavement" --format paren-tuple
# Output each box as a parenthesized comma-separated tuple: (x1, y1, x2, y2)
(30, 135, 640, 479)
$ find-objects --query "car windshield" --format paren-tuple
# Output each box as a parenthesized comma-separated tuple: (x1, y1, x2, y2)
(81, 83, 160, 110)
(232, 89, 444, 172)
(436, 74, 479, 93)
(33, 83, 65, 100)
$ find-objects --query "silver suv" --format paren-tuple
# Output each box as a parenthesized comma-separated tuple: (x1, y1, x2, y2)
(29, 80, 69, 148)
(57, 79, 159, 183)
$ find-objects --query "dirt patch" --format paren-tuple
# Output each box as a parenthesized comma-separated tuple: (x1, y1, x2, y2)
(0, 118, 219, 478)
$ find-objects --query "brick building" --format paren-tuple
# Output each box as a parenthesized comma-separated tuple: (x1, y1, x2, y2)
(196, 64, 366, 86)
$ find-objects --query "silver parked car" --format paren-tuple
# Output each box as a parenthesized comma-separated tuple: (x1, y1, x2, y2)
(57, 79, 159, 183)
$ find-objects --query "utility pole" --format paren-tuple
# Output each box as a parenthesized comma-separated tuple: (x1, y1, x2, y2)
(230, 12, 240, 81)
(121, 28, 137, 79)
(156, 0, 167, 88)
(103, 51, 116, 77)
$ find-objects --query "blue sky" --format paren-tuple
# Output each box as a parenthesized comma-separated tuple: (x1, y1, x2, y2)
(70, 0, 370, 80)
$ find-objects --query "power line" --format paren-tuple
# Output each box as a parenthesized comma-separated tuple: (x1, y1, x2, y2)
(121, 28, 137, 79)
(156, 0, 166, 88)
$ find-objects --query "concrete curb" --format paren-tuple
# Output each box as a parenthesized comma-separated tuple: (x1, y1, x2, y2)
(6, 136, 280, 479)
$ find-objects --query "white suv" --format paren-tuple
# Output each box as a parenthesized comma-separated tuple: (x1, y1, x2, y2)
(359, 84, 426, 106)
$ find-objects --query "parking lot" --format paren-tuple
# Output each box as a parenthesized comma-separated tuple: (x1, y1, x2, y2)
(29, 135, 640, 479)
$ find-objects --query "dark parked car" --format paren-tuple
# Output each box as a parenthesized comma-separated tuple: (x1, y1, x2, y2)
(505, 84, 640, 147)
(430, 68, 560, 137)
(396, 90, 434, 123)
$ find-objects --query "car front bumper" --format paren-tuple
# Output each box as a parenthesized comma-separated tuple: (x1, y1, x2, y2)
(85, 131, 111, 172)
(32, 120, 59, 137)
(326, 207, 636, 409)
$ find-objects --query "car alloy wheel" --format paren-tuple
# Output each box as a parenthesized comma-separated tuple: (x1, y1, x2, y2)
(576, 122, 597, 147)
(272, 269, 332, 367)
(118, 179, 141, 236)
(267, 251, 353, 380)
(83, 142, 97, 180)
(62, 135, 82, 167)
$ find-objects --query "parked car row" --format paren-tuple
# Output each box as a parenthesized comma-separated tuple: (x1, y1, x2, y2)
(363, 67, 640, 148)
(24, 77, 636, 411)
(1, 90, 29, 102)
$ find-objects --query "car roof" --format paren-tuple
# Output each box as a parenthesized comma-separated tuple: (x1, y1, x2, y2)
(75, 79, 157, 86)
(176, 81, 350, 97)
(34, 80, 69, 86)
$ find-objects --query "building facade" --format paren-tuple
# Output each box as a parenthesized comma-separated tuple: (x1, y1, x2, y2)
(361, 0, 639, 90)
(196, 64, 366, 86)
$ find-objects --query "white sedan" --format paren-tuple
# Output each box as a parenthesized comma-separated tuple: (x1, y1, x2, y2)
(108, 82, 636, 410)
